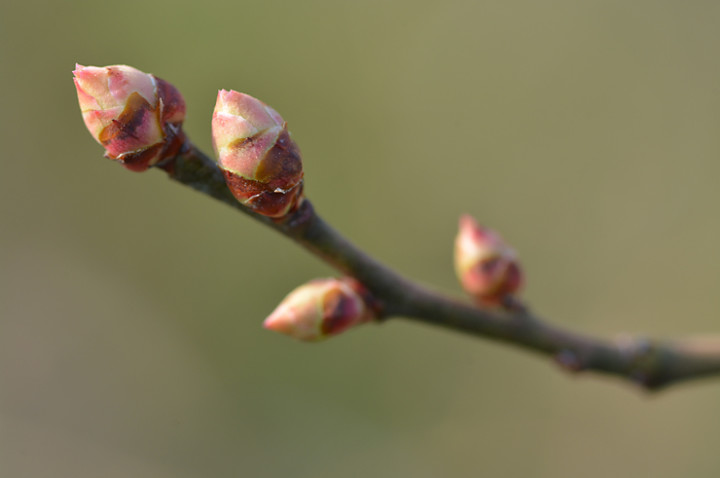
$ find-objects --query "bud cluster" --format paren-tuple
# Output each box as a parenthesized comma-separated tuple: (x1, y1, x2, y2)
(74, 65, 305, 218)
(74, 63, 528, 343)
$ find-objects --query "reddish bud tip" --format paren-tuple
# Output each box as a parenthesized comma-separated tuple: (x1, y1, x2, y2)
(454, 214, 523, 306)
(212, 89, 304, 218)
(264, 278, 376, 342)
(73, 64, 186, 171)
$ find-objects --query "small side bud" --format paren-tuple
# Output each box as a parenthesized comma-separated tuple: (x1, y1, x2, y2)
(264, 278, 376, 342)
(73, 64, 186, 171)
(212, 89, 304, 218)
(454, 214, 523, 306)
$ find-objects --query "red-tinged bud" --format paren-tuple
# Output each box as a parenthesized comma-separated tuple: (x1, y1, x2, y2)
(73, 64, 186, 171)
(454, 214, 523, 306)
(212, 89, 303, 218)
(264, 278, 376, 342)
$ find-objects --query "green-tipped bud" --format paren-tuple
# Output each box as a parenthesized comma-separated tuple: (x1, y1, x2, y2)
(212, 89, 304, 218)
(454, 214, 523, 306)
(73, 64, 186, 171)
(264, 278, 376, 342)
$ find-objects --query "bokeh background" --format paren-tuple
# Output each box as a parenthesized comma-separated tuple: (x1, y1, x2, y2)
(2, 1, 720, 477)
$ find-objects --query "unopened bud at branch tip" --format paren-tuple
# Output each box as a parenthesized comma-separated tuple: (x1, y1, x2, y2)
(73, 63, 186, 171)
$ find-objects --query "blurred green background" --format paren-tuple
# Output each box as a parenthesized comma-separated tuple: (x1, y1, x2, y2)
(2, 1, 720, 477)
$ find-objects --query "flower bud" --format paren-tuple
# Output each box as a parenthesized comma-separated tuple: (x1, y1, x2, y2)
(73, 64, 186, 171)
(454, 214, 523, 306)
(212, 89, 303, 218)
(264, 278, 376, 342)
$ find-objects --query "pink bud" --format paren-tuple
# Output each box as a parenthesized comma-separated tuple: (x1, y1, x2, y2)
(73, 64, 186, 171)
(212, 89, 303, 218)
(454, 215, 523, 306)
(264, 278, 376, 342)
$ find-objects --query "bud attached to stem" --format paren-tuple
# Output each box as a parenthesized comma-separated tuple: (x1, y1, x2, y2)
(73, 64, 186, 171)
(264, 278, 376, 342)
(454, 215, 523, 306)
(212, 90, 304, 218)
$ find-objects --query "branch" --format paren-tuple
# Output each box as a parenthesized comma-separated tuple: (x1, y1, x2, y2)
(159, 144, 720, 392)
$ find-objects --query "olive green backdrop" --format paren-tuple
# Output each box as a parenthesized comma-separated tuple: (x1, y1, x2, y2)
(2, 1, 720, 477)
